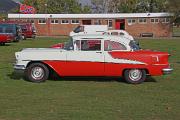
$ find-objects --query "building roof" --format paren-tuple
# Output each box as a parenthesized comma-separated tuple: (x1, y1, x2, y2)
(8, 13, 172, 19)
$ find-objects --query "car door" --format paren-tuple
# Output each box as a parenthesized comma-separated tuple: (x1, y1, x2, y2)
(65, 39, 105, 76)
(104, 40, 128, 76)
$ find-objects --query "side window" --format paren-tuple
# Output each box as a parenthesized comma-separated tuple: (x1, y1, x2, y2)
(104, 40, 127, 51)
(111, 32, 119, 35)
(81, 40, 101, 51)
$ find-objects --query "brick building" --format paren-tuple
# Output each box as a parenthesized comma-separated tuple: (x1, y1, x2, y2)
(8, 13, 172, 37)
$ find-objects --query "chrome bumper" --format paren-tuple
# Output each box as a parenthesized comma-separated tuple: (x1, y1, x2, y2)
(162, 68, 173, 75)
(14, 65, 26, 70)
(14, 64, 26, 74)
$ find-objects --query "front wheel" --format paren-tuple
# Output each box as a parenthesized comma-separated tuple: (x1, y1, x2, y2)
(25, 63, 49, 83)
(124, 69, 146, 84)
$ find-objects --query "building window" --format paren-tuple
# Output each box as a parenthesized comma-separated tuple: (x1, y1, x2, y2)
(151, 18, 159, 23)
(51, 19, 59, 24)
(38, 19, 46, 24)
(94, 20, 101, 25)
(107, 20, 113, 28)
(61, 20, 69, 24)
(127, 19, 136, 24)
(138, 18, 147, 23)
(161, 18, 170, 23)
(30, 20, 34, 24)
(71, 19, 80, 24)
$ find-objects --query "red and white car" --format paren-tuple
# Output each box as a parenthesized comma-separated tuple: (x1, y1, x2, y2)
(14, 35, 173, 84)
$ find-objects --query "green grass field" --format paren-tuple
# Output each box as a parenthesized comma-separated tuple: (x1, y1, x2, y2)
(173, 27, 180, 36)
(0, 37, 180, 120)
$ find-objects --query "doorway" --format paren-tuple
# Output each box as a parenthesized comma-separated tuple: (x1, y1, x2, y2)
(82, 20, 92, 25)
(116, 19, 125, 30)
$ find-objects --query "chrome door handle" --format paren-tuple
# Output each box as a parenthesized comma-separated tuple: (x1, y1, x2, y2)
(96, 52, 102, 54)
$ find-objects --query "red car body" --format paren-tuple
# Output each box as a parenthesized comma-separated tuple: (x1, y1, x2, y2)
(0, 33, 13, 45)
(51, 43, 64, 49)
(0, 21, 36, 40)
(19, 23, 36, 39)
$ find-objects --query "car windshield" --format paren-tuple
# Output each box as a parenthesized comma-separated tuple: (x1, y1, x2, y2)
(129, 41, 140, 51)
(64, 37, 74, 50)
(73, 26, 83, 33)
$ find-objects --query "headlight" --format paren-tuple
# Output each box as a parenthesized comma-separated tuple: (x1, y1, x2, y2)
(15, 52, 20, 60)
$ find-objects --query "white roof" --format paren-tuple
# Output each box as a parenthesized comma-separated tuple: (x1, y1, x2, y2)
(8, 13, 172, 19)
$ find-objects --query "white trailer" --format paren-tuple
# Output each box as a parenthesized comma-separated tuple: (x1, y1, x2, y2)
(70, 25, 108, 36)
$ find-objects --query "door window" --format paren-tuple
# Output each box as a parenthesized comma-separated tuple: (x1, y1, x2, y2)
(81, 40, 101, 51)
(104, 40, 127, 51)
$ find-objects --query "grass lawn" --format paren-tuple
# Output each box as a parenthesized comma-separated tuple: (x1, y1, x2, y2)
(0, 37, 180, 120)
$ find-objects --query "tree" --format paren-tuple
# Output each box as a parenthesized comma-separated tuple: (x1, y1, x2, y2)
(167, 0, 180, 16)
(81, 5, 91, 13)
(91, 0, 109, 13)
(167, 0, 180, 25)
(91, 0, 168, 13)
(23, 0, 90, 14)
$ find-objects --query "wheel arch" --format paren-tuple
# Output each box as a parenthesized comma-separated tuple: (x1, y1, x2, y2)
(26, 61, 57, 75)
(122, 68, 149, 76)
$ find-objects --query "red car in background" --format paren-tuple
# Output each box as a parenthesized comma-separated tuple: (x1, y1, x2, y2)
(0, 23, 22, 42)
(0, 21, 36, 40)
(19, 23, 36, 40)
(0, 33, 13, 45)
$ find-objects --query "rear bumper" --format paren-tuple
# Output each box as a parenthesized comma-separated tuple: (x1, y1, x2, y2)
(162, 68, 173, 75)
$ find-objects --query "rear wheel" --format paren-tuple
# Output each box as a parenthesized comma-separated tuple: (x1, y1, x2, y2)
(25, 63, 49, 83)
(124, 69, 146, 84)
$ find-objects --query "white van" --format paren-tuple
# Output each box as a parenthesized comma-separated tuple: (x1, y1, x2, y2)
(103, 30, 134, 40)
(70, 25, 108, 36)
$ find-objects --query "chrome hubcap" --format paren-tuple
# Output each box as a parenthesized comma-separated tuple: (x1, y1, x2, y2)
(31, 67, 44, 80)
(129, 69, 142, 81)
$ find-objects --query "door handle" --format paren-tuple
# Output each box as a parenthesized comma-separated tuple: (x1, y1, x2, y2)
(96, 52, 102, 54)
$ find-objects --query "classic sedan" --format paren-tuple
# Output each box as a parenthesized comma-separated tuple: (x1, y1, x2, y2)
(14, 35, 173, 84)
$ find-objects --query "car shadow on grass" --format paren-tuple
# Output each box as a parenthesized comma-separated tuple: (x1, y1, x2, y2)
(8, 72, 157, 84)
(8, 71, 24, 80)
(49, 73, 157, 83)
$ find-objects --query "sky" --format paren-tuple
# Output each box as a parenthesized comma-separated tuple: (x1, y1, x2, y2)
(79, 0, 91, 6)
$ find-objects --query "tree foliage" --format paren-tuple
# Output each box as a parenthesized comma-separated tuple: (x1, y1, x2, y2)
(23, 0, 91, 14)
(91, 0, 168, 13)
(167, 0, 180, 16)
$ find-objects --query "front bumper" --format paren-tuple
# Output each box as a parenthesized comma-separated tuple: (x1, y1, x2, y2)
(162, 68, 173, 75)
(14, 65, 26, 74)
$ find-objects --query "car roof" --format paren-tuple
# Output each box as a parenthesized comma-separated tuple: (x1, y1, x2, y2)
(72, 34, 131, 44)
(105, 30, 129, 33)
